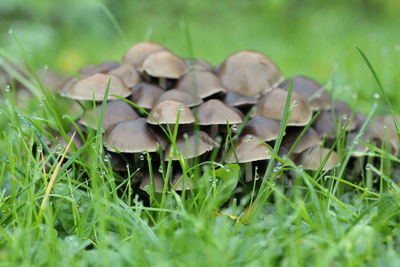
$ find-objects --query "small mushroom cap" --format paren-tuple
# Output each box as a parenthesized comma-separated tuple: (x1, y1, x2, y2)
(165, 131, 216, 160)
(254, 88, 312, 126)
(130, 82, 164, 109)
(226, 135, 272, 163)
(242, 116, 281, 141)
(155, 89, 203, 108)
(61, 73, 131, 101)
(147, 99, 195, 125)
(140, 51, 187, 79)
(183, 58, 213, 72)
(295, 146, 339, 171)
(79, 100, 140, 132)
(334, 101, 356, 130)
(177, 71, 226, 99)
(279, 76, 331, 110)
(366, 115, 399, 154)
(140, 173, 164, 193)
(79, 61, 120, 76)
(122, 42, 169, 68)
(108, 64, 141, 87)
(282, 127, 322, 154)
(170, 173, 195, 191)
(61, 76, 79, 93)
(197, 99, 243, 125)
(104, 118, 161, 153)
(218, 50, 283, 96)
(223, 91, 259, 108)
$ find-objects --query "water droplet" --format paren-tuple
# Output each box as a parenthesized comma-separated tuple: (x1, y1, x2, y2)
(158, 166, 163, 173)
(298, 165, 304, 171)
(183, 132, 189, 139)
(292, 100, 298, 107)
(141, 151, 146, 155)
(37, 145, 43, 153)
(139, 155, 145, 161)
(104, 155, 109, 163)
(26, 162, 31, 166)
(373, 93, 380, 99)
(179, 105, 185, 111)
(62, 114, 68, 120)
(225, 166, 231, 172)
(365, 164, 371, 171)
(383, 125, 387, 129)
(4, 85, 10, 92)
(125, 164, 129, 170)
(8, 28, 13, 34)
(101, 170, 106, 176)
(342, 114, 349, 121)
(231, 124, 238, 132)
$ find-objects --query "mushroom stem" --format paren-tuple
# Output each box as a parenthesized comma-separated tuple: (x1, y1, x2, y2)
(210, 125, 219, 138)
(245, 162, 253, 182)
(159, 77, 167, 90)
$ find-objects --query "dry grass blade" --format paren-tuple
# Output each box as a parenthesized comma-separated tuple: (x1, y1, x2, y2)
(40, 132, 76, 210)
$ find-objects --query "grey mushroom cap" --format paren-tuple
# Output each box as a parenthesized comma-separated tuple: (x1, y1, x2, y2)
(108, 64, 141, 88)
(225, 134, 272, 163)
(218, 50, 283, 97)
(104, 118, 161, 153)
(223, 91, 259, 108)
(295, 146, 339, 171)
(139, 173, 165, 193)
(282, 127, 322, 154)
(253, 88, 312, 126)
(165, 131, 217, 161)
(122, 42, 169, 68)
(177, 71, 226, 99)
(242, 116, 281, 141)
(197, 99, 243, 125)
(139, 51, 187, 79)
(61, 73, 131, 101)
(79, 61, 120, 76)
(183, 58, 213, 72)
(147, 99, 195, 125)
(79, 100, 140, 132)
(154, 89, 203, 108)
(130, 82, 165, 109)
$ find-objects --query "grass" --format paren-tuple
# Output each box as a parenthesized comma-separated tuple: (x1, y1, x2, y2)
(2, 1, 400, 266)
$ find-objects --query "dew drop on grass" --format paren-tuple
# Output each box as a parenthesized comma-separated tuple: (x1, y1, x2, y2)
(62, 114, 68, 120)
(292, 100, 298, 107)
(4, 85, 10, 92)
(298, 165, 304, 171)
(103, 156, 109, 163)
(373, 93, 380, 99)
(231, 124, 238, 132)
(183, 132, 189, 139)
(342, 114, 349, 121)
(365, 164, 371, 171)
(8, 28, 12, 34)
(179, 105, 185, 111)
(139, 155, 145, 161)
(225, 166, 231, 172)
(158, 165, 163, 173)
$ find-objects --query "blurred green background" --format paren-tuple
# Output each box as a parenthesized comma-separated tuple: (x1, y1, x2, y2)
(1, 0, 400, 112)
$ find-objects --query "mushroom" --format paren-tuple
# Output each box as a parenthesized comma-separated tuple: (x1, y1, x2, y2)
(139, 172, 195, 193)
(108, 64, 141, 88)
(226, 134, 272, 182)
(165, 131, 216, 161)
(183, 58, 213, 72)
(177, 71, 226, 99)
(104, 118, 162, 153)
(223, 91, 259, 110)
(61, 73, 131, 101)
(154, 89, 203, 108)
(218, 50, 282, 97)
(122, 42, 169, 68)
(281, 127, 322, 154)
(279, 76, 331, 110)
(197, 99, 243, 137)
(253, 88, 312, 126)
(242, 116, 281, 142)
(130, 82, 165, 109)
(294, 146, 339, 171)
(79, 100, 140, 132)
(79, 61, 120, 76)
(147, 99, 195, 125)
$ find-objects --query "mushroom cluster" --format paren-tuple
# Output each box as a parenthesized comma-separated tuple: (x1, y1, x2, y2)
(58, 42, 399, 191)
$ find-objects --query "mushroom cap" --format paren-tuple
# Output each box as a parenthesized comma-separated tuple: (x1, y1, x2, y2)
(165, 131, 217, 160)
(170, 172, 195, 191)
(108, 64, 141, 88)
(155, 89, 203, 108)
(282, 127, 322, 154)
(242, 116, 281, 141)
(225, 135, 272, 163)
(295, 146, 339, 171)
(147, 99, 195, 125)
(218, 50, 282, 96)
(139, 173, 165, 193)
(197, 99, 243, 125)
(61, 73, 131, 101)
(61, 76, 79, 93)
(177, 71, 226, 99)
(79, 100, 140, 132)
(140, 51, 187, 79)
(122, 42, 169, 68)
(366, 115, 399, 154)
(130, 82, 164, 109)
(223, 91, 259, 108)
(279, 76, 331, 110)
(183, 58, 213, 72)
(79, 61, 120, 76)
(104, 118, 161, 153)
(254, 88, 312, 126)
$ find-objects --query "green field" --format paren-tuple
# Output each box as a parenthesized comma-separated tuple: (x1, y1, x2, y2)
(1, 0, 400, 266)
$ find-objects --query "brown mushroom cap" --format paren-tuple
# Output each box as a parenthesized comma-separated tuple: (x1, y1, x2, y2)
(295, 146, 339, 171)
(279, 76, 331, 110)
(140, 51, 187, 79)
(197, 99, 243, 125)
(140, 173, 165, 193)
(183, 58, 213, 72)
(254, 88, 312, 126)
(61, 73, 131, 101)
(79, 100, 140, 131)
(223, 91, 259, 108)
(225, 135, 272, 163)
(165, 131, 216, 160)
(61, 76, 79, 93)
(155, 89, 203, 108)
(122, 42, 169, 68)
(177, 71, 226, 99)
(282, 127, 322, 154)
(108, 64, 141, 87)
(147, 99, 195, 125)
(242, 116, 281, 141)
(130, 82, 164, 109)
(79, 61, 120, 76)
(104, 118, 161, 153)
(218, 50, 282, 97)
